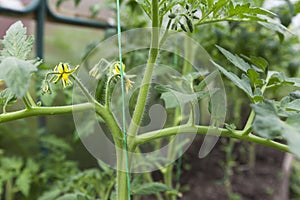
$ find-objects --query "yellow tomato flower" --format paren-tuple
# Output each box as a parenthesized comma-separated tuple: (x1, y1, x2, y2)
(53, 63, 79, 88)
(112, 61, 126, 75)
(110, 61, 135, 93)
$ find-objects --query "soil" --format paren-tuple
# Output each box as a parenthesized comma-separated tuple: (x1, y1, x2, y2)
(140, 134, 285, 200)
(179, 135, 285, 200)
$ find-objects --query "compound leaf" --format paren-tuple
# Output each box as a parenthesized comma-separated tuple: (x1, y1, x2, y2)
(0, 57, 37, 98)
(212, 60, 253, 97)
(0, 21, 34, 60)
(216, 45, 251, 73)
(252, 100, 300, 157)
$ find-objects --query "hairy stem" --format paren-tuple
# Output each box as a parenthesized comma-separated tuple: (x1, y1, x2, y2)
(105, 75, 119, 109)
(71, 75, 97, 104)
(127, 0, 160, 139)
(0, 103, 93, 123)
(117, 149, 130, 200)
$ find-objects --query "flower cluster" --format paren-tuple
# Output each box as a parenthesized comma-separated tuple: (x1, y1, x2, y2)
(89, 60, 134, 93)
(168, 4, 199, 33)
(111, 61, 134, 93)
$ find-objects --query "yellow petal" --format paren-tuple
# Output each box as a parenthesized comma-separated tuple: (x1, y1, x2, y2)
(53, 74, 62, 84)
(114, 62, 125, 74)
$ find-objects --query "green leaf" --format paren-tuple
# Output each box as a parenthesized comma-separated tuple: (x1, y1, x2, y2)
(259, 21, 292, 36)
(252, 100, 283, 139)
(286, 77, 300, 88)
(154, 84, 173, 93)
(110, 191, 117, 200)
(0, 57, 37, 98)
(212, 60, 253, 97)
(0, 88, 17, 107)
(131, 182, 173, 195)
(1, 157, 23, 172)
(212, 0, 230, 16)
(247, 68, 259, 85)
(0, 21, 34, 60)
(268, 71, 296, 87)
(249, 56, 268, 72)
(194, 70, 219, 92)
(161, 89, 212, 109)
(38, 189, 61, 200)
(40, 135, 72, 151)
(16, 169, 31, 197)
(56, 194, 78, 200)
(207, 0, 214, 8)
(225, 123, 237, 132)
(228, 3, 275, 17)
(216, 45, 251, 73)
(286, 99, 300, 112)
(290, 91, 300, 99)
(253, 88, 263, 102)
(252, 101, 300, 157)
(283, 115, 300, 158)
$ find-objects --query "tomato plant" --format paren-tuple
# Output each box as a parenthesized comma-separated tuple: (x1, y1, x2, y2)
(0, 1, 300, 200)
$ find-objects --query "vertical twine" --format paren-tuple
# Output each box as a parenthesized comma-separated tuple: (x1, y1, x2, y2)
(116, 0, 131, 199)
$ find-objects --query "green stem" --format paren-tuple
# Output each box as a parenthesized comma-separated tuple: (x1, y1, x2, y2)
(105, 75, 119, 109)
(164, 163, 176, 200)
(182, 32, 193, 75)
(195, 18, 254, 26)
(105, 179, 116, 200)
(242, 75, 270, 135)
(163, 37, 194, 200)
(117, 148, 130, 200)
(127, 0, 160, 138)
(159, 19, 172, 47)
(135, 125, 290, 153)
(248, 143, 256, 174)
(22, 97, 31, 109)
(73, 68, 125, 197)
(0, 103, 93, 123)
(5, 178, 13, 200)
(158, 0, 167, 7)
(26, 92, 36, 106)
(71, 74, 122, 139)
(71, 75, 97, 104)
(224, 139, 236, 199)
(242, 110, 255, 135)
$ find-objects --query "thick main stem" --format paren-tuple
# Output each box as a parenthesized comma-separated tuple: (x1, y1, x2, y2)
(127, 0, 160, 138)
(117, 147, 130, 200)
(118, 1, 159, 199)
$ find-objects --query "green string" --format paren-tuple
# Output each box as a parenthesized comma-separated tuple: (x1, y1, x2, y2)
(116, 0, 131, 199)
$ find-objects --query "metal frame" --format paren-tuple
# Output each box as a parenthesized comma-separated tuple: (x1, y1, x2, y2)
(0, 0, 114, 58)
